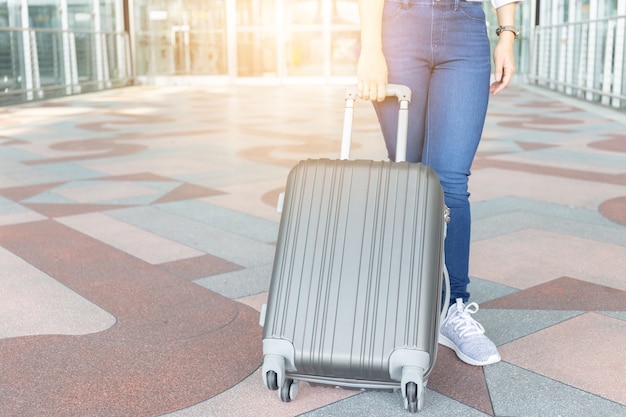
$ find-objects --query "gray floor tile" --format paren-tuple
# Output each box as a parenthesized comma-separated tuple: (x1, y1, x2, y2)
(297, 389, 490, 417)
(599, 311, 626, 321)
(158, 200, 279, 243)
(107, 206, 276, 268)
(466, 277, 519, 305)
(473, 309, 585, 346)
(37, 162, 105, 182)
(471, 195, 609, 225)
(471, 197, 626, 246)
(485, 362, 626, 417)
(194, 265, 273, 299)
(175, 163, 288, 188)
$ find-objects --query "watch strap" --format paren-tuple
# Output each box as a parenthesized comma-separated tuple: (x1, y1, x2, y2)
(496, 25, 519, 40)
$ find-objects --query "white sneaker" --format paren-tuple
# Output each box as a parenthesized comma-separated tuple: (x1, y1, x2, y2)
(439, 298, 501, 366)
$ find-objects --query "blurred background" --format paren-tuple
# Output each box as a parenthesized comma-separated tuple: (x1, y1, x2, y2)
(1, 0, 624, 110)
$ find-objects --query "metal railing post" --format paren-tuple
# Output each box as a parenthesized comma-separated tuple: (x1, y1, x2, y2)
(529, 15, 626, 110)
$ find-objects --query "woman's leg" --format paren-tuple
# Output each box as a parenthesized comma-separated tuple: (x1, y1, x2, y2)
(373, 0, 500, 367)
(421, 1, 491, 304)
(373, 0, 491, 304)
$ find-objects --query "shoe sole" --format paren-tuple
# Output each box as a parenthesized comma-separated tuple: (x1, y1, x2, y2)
(438, 334, 501, 367)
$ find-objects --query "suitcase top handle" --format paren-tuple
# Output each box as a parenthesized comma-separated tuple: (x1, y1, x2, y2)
(345, 84, 412, 103)
(342, 84, 412, 162)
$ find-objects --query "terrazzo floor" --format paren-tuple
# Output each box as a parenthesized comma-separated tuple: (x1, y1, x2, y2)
(1, 83, 625, 417)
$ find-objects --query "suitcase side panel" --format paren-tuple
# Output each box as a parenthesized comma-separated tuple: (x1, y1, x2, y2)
(263, 159, 444, 382)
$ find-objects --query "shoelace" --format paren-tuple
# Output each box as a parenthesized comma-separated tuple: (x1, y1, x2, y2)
(446, 300, 486, 338)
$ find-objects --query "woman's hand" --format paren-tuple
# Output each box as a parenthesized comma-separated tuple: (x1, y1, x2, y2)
(490, 33, 516, 95)
(356, 49, 388, 102)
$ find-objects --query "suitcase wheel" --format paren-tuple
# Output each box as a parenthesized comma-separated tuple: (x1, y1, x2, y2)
(279, 378, 299, 402)
(406, 382, 418, 413)
(262, 354, 287, 391)
(265, 370, 279, 391)
(403, 380, 425, 413)
(400, 366, 425, 412)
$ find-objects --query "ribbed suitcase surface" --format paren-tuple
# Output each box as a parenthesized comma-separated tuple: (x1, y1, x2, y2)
(264, 158, 445, 381)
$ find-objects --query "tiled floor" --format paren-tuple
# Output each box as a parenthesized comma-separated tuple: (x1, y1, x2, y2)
(1, 83, 625, 417)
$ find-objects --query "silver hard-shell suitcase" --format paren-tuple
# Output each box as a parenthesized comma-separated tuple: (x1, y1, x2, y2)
(260, 85, 450, 412)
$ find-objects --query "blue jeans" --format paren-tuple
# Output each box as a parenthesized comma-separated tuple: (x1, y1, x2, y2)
(373, 0, 491, 304)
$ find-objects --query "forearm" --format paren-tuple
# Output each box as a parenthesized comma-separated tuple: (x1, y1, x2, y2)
(358, 0, 385, 52)
(492, 0, 521, 12)
(357, 0, 388, 101)
(496, 2, 518, 41)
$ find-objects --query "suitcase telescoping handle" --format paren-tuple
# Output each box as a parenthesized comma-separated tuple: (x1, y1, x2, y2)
(343, 84, 451, 322)
(342, 84, 412, 161)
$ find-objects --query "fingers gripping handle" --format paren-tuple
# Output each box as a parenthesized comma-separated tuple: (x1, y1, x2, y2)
(342, 84, 412, 161)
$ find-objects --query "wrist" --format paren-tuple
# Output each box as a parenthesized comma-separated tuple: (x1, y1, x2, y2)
(359, 46, 384, 59)
(360, 35, 382, 50)
(497, 31, 516, 43)
(496, 25, 519, 40)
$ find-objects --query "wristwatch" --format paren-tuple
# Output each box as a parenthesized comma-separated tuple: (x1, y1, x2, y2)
(496, 25, 520, 40)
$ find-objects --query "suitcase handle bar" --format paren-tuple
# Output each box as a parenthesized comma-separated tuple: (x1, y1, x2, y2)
(342, 84, 411, 161)
(343, 84, 450, 322)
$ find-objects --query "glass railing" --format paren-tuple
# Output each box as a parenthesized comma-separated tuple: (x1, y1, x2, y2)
(0, 27, 132, 106)
(529, 15, 626, 110)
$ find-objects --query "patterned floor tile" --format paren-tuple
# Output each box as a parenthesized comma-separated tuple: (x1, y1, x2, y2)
(194, 265, 274, 299)
(86, 154, 224, 178)
(470, 229, 626, 291)
(0, 202, 46, 226)
(471, 308, 584, 346)
(57, 212, 204, 265)
(599, 196, 626, 226)
(155, 182, 226, 203)
(470, 196, 614, 228)
(482, 277, 626, 311)
(600, 311, 626, 321)
(429, 348, 494, 415)
(157, 200, 279, 243)
(464, 277, 519, 305)
(35, 162, 105, 182)
(473, 156, 626, 187)
(160, 369, 358, 417)
(205, 178, 287, 222)
(0, 219, 262, 417)
(470, 199, 626, 249)
(470, 167, 626, 209)
(46, 180, 175, 204)
(22, 201, 135, 218)
(0, 181, 64, 201)
(499, 312, 626, 406)
(0, 246, 115, 339)
(485, 362, 626, 417)
(158, 254, 244, 280)
(236, 292, 269, 313)
(0, 174, 21, 188)
(107, 206, 277, 268)
(485, 147, 626, 175)
(588, 133, 626, 153)
(298, 389, 491, 417)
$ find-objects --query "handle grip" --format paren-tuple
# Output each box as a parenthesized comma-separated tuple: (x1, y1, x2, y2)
(342, 84, 412, 161)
